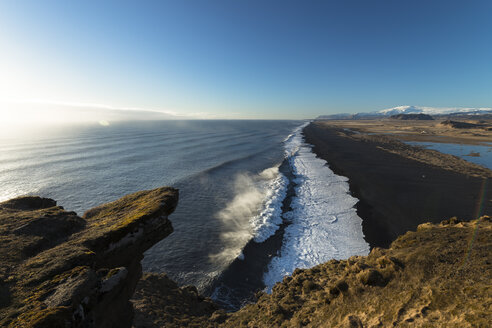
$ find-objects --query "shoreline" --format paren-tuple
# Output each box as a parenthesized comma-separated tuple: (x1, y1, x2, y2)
(303, 121, 492, 248)
(209, 121, 372, 310)
(207, 158, 297, 310)
(318, 118, 492, 146)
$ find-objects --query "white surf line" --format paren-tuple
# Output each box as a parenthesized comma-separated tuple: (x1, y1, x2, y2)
(211, 165, 288, 265)
(250, 167, 288, 243)
(263, 122, 370, 291)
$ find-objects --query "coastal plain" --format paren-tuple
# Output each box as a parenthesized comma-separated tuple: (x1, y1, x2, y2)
(315, 117, 492, 146)
(304, 119, 492, 248)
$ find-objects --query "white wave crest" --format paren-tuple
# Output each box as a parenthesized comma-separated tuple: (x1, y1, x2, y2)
(210, 166, 289, 264)
(263, 122, 370, 291)
(250, 169, 288, 243)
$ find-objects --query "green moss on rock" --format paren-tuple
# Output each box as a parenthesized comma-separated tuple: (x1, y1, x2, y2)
(0, 187, 179, 328)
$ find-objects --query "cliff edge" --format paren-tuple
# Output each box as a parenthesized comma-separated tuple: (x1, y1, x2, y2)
(222, 216, 491, 327)
(132, 216, 491, 328)
(0, 187, 178, 328)
(1, 188, 490, 328)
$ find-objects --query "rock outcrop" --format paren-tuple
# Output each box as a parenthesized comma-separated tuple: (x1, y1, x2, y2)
(389, 113, 434, 120)
(2, 187, 491, 328)
(132, 273, 226, 328)
(0, 187, 178, 328)
(440, 120, 483, 129)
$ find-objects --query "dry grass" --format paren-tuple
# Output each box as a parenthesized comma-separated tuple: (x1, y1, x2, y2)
(223, 216, 492, 327)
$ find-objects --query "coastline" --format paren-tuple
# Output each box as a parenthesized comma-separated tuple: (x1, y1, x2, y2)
(4, 182, 490, 327)
(208, 158, 297, 310)
(317, 118, 492, 146)
(209, 120, 371, 309)
(303, 121, 492, 248)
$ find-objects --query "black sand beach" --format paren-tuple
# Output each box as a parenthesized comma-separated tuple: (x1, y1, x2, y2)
(304, 121, 492, 248)
(208, 158, 297, 310)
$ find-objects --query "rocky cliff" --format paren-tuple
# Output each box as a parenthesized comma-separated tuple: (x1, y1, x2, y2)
(1, 189, 490, 328)
(132, 216, 491, 328)
(0, 187, 178, 327)
(222, 216, 491, 327)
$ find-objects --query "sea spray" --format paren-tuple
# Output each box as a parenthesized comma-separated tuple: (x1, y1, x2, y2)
(209, 173, 263, 265)
(208, 160, 294, 310)
(263, 122, 370, 291)
(209, 166, 288, 266)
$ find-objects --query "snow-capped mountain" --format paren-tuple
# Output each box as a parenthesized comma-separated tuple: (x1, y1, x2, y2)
(378, 105, 492, 116)
(317, 106, 492, 120)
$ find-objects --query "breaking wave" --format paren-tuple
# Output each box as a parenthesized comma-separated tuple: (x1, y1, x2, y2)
(210, 121, 369, 298)
(210, 165, 289, 265)
(263, 122, 370, 291)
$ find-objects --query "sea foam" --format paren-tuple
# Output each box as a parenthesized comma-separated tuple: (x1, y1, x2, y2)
(250, 168, 288, 243)
(263, 122, 370, 291)
(211, 165, 288, 265)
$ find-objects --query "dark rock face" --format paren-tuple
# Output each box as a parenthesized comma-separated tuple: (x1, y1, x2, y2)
(440, 119, 482, 129)
(0, 187, 178, 328)
(1, 196, 58, 210)
(390, 113, 434, 120)
(132, 273, 225, 328)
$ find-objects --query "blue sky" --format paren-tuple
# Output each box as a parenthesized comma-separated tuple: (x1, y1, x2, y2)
(0, 0, 491, 120)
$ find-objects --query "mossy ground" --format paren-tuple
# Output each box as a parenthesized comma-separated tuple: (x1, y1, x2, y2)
(135, 216, 491, 327)
(81, 187, 178, 250)
(2, 190, 490, 327)
(0, 188, 178, 327)
(221, 216, 491, 327)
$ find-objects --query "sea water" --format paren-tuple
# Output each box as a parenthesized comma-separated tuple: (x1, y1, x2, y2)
(1, 120, 295, 280)
(0, 119, 370, 308)
(405, 141, 492, 170)
(211, 122, 369, 308)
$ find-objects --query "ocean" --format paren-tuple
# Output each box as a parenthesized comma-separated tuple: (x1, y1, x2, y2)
(0, 120, 369, 309)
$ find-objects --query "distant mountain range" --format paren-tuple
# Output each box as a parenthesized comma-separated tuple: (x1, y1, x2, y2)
(317, 106, 492, 120)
